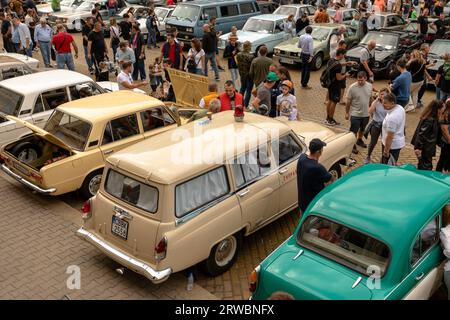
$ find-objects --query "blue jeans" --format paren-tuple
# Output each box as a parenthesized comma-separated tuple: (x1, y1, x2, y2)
(111, 42, 119, 63)
(56, 53, 75, 71)
(147, 28, 157, 48)
(437, 87, 442, 101)
(300, 53, 311, 87)
(204, 52, 219, 80)
(83, 45, 93, 69)
(230, 68, 238, 86)
(108, 8, 116, 17)
(239, 76, 253, 108)
(418, 79, 427, 104)
(132, 58, 146, 80)
(14, 43, 32, 57)
(38, 41, 51, 67)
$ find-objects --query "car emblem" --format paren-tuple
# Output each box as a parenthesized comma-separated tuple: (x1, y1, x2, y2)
(113, 206, 133, 221)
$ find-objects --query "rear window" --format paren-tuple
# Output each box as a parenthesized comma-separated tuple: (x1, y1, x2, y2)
(0, 86, 23, 116)
(297, 215, 391, 277)
(105, 169, 159, 214)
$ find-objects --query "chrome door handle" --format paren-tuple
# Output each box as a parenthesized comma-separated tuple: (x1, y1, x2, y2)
(34, 118, 44, 123)
(103, 150, 114, 155)
(238, 188, 250, 197)
(415, 272, 425, 281)
(279, 167, 288, 174)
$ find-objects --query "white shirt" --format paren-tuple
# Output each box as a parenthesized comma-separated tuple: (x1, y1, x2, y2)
(187, 48, 205, 70)
(382, 105, 406, 150)
(440, 225, 450, 271)
(117, 71, 133, 90)
(330, 34, 344, 59)
(345, 0, 352, 8)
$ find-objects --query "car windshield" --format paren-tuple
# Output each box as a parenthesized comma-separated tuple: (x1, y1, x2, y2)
(274, 6, 297, 16)
(61, 0, 83, 7)
(171, 4, 199, 22)
(0, 86, 23, 116)
(243, 19, 274, 33)
(297, 215, 391, 277)
(361, 32, 397, 50)
(155, 7, 168, 21)
(300, 27, 330, 41)
(430, 41, 450, 58)
(76, 1, 95, 11)
(44, 110, 91, 151)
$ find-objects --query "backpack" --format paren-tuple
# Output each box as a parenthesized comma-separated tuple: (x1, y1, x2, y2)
(320, 59, 340, 88)
(413, 0, 418, 6)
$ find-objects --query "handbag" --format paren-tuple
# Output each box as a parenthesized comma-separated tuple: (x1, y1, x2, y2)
(110, 26, 120, 47)
(51, 46, 56, 61)
(187, 50, 200, 72)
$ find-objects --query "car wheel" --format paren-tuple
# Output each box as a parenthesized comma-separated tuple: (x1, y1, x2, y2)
(73, 20, 84, 32)
(10, 142, 40, 164)
(80, 169, 103, 199)
(254, 44, 265, 58)
(311, 53, 324, 71)
(201, 232, 242, 277)
(328, 163, 342, 181)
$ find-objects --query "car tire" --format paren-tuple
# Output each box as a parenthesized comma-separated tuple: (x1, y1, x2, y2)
(10, 142, 41, 164)
(79, 169, 104, 200)
(254, 44, 265, 58)
(328, 163, 342, 181)
(201, 231, 243, 277)
(73, 20, 84, 32)
(311, 52, 324, 71)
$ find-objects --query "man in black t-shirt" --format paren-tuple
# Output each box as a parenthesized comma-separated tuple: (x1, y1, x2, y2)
(432, 13, 447, 39)
(326, 48, 346, 126)
(297, 138, 332, 214)
(88, 21, 107, 81)
(202, 23, 219, 81)
(417, 8, 429, 37)
(119, 14, 132, 41)
(0, 12, 14, 52)
(82, 17, 94, 73)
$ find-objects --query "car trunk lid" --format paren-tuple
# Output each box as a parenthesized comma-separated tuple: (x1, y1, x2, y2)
(166, 68, 208, 108)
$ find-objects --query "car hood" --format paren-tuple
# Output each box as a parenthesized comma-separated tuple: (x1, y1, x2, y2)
(221, 31, 274, 44)
(97, 81, 146, 94)
(280, 118, 338, 144)
(166, 68, 208, 108)
(51, 10, 87, 18)
(259, 243, 373, 300)
(37, 4, 71, 14)
(275, 37, 321, 53)
(346, 45, 394, 62)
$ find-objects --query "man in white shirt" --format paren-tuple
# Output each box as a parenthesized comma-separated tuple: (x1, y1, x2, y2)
(381, 93, 406, 165)
(12, 16, 32, 57)
(117, 61, 147, 90)
(298, 26, 314, 89)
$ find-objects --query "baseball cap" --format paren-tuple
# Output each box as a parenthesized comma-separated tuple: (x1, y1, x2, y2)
(309, 138, 327, 153)
(266, 71, 279, 82)
(281, 80, 293, 89)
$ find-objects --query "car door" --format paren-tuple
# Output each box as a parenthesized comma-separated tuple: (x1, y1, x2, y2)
(271, 20, 290, 52)
(138, 106, 178, 139)
(230, 143, 280, 232)
(99, 113, 145, 160)
(30, 87, 70, 127)
(272, 133, 304, 215)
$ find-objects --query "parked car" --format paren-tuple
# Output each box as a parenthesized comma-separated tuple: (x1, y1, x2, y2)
(372, 12, 407, 31)
(75, 110, 356, 284)
(327, 8, 358, 25)
(0, 53, 40, 79)
(426, 39, 450, 86)
(273, 4, 316, 22)
(103, 6, 146, 38)
(165, 0, 262, 47)
(274, 24, 360, 70)
(250, 164, 449, 300)
(346, 30, 422, 78)
(36, 0, 84, 15)
(133, 5, 175, 39)
(218, 14, 290, 54)
(257, 0, 278, 14)
(404, 17, 450, 43)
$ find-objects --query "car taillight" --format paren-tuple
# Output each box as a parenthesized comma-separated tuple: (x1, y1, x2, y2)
(30, 171, 43, 184)
(0, 154, 9, 162)
(81, 199, 92, 221)
(155, 236, 168, 260)
(249, 265, 260, 293)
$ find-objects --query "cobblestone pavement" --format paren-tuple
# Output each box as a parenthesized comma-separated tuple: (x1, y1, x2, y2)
(0, 33, 443, 300)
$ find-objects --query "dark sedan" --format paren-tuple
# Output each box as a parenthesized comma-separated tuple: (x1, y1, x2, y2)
(427, 39, 450, 87)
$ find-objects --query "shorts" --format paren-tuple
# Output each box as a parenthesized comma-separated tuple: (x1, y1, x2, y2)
(328, 85, 340, 103)
(350, 116, 370, 134)
(339, 79, 346, 89)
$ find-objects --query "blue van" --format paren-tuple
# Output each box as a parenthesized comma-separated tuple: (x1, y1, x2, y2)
(165, 0, 262, 46)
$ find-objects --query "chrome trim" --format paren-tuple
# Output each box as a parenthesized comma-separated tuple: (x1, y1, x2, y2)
(1, 164, 56, 194)
(76, 228, 172, 283)
(293, 249, 304, 261)
(113, 205, 133, 221)
(352, 276, 362, 289)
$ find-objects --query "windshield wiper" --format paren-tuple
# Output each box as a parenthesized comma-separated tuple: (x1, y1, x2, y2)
(183, 17, 192, 22)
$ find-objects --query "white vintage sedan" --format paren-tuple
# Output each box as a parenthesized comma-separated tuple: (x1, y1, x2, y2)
(0, 52, 40, 69)
(218, 14, 290, 55)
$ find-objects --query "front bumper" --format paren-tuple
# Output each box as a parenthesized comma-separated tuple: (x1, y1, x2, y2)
(274, 53, 301, 64)
(76, 228, 172, 284)
(1, 163, 56, 194)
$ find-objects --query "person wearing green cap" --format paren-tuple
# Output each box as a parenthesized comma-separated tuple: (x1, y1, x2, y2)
(251, 71, 279, 116)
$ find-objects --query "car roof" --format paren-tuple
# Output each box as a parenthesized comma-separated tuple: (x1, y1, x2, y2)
(107, 111, 293, 185)
(56, 91, 163, 123)
(0, 70, 93, 94)
(250, 14, 288, 20)
(278, 4, 313, 7)
(314, 23, 348, 28)
(308, 164, 450, 250)
(185, 0, 258, 5)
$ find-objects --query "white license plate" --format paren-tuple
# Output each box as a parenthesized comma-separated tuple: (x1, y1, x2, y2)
(280, 58, 295, 64)
(111, 216, 129, 240)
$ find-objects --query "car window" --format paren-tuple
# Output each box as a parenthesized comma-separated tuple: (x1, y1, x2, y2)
(0, 86, 23, 116)
(0, 66, 33, 80)
(175, 166, 230, 218)
(40, 88, 69, 111)
(239, 2, 255, 14)
(33, 95, 45, 114)
(102, 114, 139, 145)
(139, 107, 175, 132)
(346, 27, 355, 37)
(271, 134, 303, 166)
(220, 5, 239, 17)
(307, 6, 316, 15)
(68, 82, 103, 100)
(231, 144, 271, 188)
(274, 20, 284, 33)
(411, 216, 440, 266)
(393, 15, 405, 25)
(343, 11, 353, 20)
(202, 7, 217, 21)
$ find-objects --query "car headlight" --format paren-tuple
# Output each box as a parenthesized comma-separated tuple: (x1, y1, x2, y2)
(297, 52, 302, 57)
(374, 61, 380, 68)
(274, 49, 280, 55)
(186, 27, 193, 33)
(61, 18, 68, 23)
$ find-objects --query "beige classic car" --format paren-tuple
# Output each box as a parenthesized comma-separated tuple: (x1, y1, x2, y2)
(0, 91, 183, 199)
(76, 111, 356, 283)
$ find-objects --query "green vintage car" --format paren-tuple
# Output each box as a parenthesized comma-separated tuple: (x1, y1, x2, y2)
(273, 24, 361, 70)
(250, 164, 450, 300)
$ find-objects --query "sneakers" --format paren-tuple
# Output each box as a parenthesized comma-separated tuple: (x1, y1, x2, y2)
(324, 118, 340, 126)
(405, 104, 416, 113)
(356, 139, 367, 148)
(302, 85, 312, 90)
(364, 156, 371, 164)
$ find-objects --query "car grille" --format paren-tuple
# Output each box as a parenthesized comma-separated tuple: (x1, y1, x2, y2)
(47, 15, 58, 23)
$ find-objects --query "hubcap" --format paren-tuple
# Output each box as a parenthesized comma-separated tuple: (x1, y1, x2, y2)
(214, 236, 237, 267)
(88, 174, 102, 196)
(329, 169, 340, 181)
(17, 148, 38, 163)
(315, 55, 323, 70)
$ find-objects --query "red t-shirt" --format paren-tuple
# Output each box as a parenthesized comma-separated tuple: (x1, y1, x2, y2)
(51, 32, 74, 54)
(161, 42, 176, 67)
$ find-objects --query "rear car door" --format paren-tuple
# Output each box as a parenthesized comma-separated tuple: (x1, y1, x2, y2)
(31, 87, 69, 127)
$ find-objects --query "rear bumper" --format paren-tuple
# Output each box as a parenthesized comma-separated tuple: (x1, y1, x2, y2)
(76, 228, 172, 284)
(1, 163, 56, 194)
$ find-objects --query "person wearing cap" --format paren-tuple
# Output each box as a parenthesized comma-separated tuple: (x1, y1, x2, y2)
(219, 80, 244, 112)
(277, 80, 299, 120)
(296, 13, 309, 34)
(296, 138, 333, 214)
(223, 35, 239, 86)
(34, 17, 53, 68)
(251, 71, 279, 115)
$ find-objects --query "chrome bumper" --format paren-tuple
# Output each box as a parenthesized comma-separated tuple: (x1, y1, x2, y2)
(76, 228, 172, 284)
(1, 164, 56, 194)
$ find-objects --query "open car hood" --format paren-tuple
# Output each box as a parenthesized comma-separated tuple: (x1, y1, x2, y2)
(6, 115, 73, 151)
(166, 68, 208, 108)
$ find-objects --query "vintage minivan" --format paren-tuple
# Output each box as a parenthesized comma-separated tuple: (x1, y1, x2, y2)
(165, 0, 262, 47)
(76, 111, 356, 283)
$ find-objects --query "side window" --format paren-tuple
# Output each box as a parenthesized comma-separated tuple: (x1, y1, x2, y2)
(272, 134, 303, 166)
(102, 114, 139, 145)
(139, 107, 175, 132)
(411, 216, 440, 266)
(394, 15, 405, 25)
(41, 88, 69, 110)
(346, 27, 355, 37)
(343, 11, 353, 21)
(220, 5, 239, 17)
(308, 7, 316, 15)
(274, 21, 283, 33)
(239, 3, 255, 14)
(202, 7, 217, 21)
(175, 166, 230, 218)
(231, 144, 271, 189)
(33, 95, 45, 114)
(69, 82, 103, 100)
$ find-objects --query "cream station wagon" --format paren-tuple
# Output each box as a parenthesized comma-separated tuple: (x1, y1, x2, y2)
(76, 111, 356, 283)
(0, 91, 182, 199)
